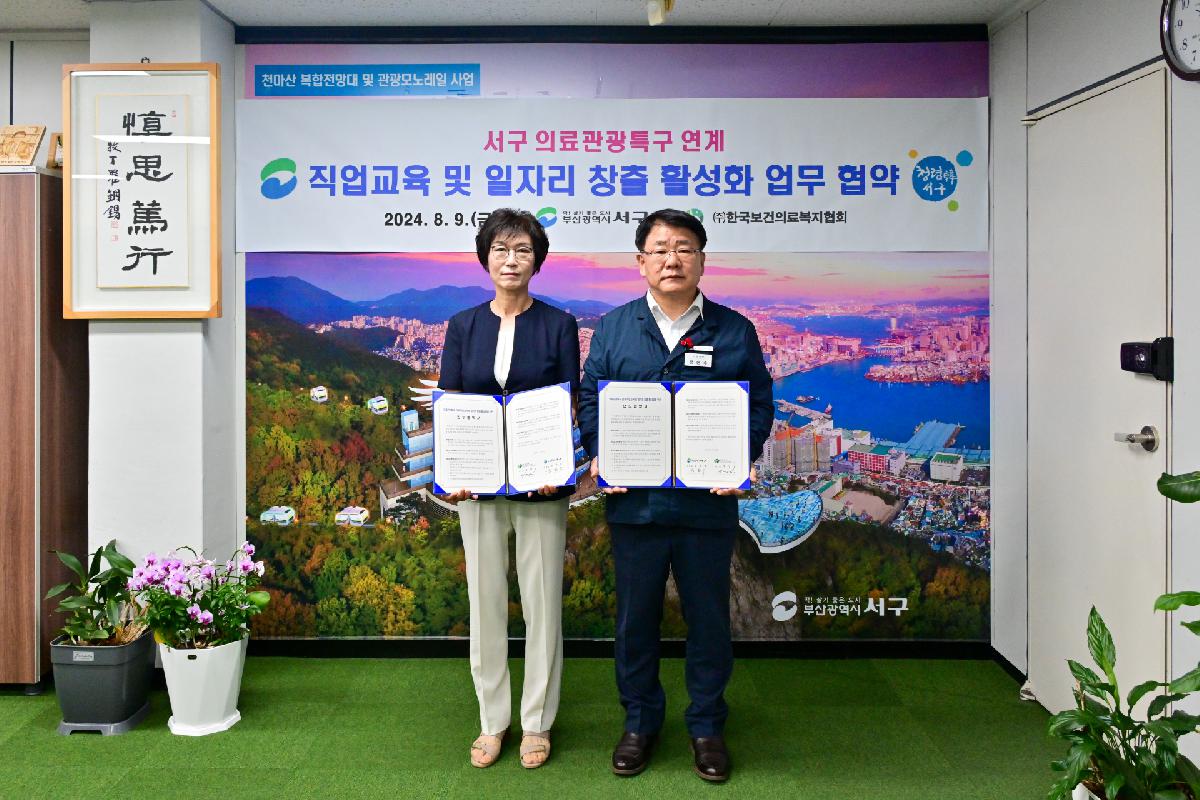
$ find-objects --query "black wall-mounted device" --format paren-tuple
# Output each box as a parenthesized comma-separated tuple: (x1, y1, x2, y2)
(1120, 337, 1173, 382)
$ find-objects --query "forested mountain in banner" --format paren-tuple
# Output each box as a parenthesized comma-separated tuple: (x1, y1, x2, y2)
(246, 306, 417, 516)
(246, 307, 437, 637)
(244, 307, 619, 639)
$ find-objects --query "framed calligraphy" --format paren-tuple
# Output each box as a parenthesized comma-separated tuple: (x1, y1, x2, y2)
(63, 63, 220, 318)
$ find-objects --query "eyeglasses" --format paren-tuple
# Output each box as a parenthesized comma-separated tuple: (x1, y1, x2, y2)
(490, 245, 535, 261)
(641, 247, 701, 262)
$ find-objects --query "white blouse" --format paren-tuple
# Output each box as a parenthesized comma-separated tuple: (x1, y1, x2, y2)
(493, 315, 516, 390)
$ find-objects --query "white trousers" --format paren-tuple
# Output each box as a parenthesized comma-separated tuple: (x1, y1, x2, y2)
(458, 496, 568, 736)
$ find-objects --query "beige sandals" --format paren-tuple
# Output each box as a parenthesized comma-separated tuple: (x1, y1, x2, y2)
(470, 731, 507, 768)
(520, 731, 551, 769)
(470, 729, 551, 768)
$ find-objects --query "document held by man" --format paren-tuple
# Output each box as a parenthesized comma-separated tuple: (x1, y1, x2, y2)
(597, 380, 750, 489)
(432, 383, 575, 495)
(672, 381, 751, 490)
(597, 381, 674, 488)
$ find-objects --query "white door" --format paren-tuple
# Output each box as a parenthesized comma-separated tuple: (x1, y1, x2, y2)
(1027, 70, 1170, 713)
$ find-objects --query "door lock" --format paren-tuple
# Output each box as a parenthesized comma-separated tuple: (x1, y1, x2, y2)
(1114, 425, 1159, 452)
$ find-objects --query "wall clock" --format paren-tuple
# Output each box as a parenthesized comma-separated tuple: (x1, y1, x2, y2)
(1163, 0, 1200, 80)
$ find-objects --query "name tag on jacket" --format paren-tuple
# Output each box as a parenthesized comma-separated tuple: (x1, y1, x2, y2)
(685, 352, 713, 368)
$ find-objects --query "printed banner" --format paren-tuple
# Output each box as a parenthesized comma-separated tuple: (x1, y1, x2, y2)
(236, 97, 987, 253)
(242, 40, 991, 642)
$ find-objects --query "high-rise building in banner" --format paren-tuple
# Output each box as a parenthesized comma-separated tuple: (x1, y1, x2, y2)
(847, 443, 891, 473)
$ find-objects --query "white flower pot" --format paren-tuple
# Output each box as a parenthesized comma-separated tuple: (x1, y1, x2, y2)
(159, 637, 248, 736)
(1072, 784, 1102, 800)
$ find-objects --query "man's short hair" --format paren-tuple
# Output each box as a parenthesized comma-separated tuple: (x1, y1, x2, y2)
(634, 208, 707, 252)
(475, 207, 550, 274)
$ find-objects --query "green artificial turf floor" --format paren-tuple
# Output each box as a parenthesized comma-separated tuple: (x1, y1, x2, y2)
(0, 657, 1062, 799)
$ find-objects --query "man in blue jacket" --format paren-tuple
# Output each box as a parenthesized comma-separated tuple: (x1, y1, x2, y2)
(578, 209, 773, 783)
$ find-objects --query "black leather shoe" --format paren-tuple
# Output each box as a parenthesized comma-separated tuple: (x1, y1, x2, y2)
(612, 731, 656, 776)
(690, 736, 731, 782)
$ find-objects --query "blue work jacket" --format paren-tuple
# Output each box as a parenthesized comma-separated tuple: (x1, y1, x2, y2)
(578, 294, 774, 529)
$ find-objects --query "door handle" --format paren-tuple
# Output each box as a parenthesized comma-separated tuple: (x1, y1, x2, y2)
(1114, 425, 1159, 452)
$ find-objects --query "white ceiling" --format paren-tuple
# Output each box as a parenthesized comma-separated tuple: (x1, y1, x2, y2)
(3, 0, 1031, 33)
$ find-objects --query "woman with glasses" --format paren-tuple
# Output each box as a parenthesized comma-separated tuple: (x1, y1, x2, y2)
(437, 207, 580, 770)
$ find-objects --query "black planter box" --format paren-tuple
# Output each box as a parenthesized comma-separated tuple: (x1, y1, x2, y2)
(50, 631, 154, 735)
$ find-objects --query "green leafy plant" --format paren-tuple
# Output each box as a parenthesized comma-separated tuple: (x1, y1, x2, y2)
(1048, 471, 1200, 799)
(1159, 472, 1200, 504)
(44, 539, 146, 645)
(1047, 606, 1200, 799)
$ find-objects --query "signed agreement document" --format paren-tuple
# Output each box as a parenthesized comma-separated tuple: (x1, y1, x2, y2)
(432, 391, 507, 495)
(433, 383, 575, 495)
(597, 381, 673, 488)
(503, 383, 575, 493)
(597, 380, 750, 490)
(672, 381, 750, 490)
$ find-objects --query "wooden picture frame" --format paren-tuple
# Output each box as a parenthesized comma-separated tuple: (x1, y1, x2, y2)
(62, 63, 221, 319)
(45, 132, 62, 169)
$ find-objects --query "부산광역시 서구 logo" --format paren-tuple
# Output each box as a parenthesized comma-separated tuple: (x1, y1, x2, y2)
(261, 157, 298, 199)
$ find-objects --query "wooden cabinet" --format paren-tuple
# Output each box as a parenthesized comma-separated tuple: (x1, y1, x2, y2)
(0, 167, 87, 687)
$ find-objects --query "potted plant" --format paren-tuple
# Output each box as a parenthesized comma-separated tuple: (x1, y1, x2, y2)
(45, 539, 153, 735)
(1047, 605, 1200, 799)
(1047, 471, 1200, 799)
(128, 542, 270, 736)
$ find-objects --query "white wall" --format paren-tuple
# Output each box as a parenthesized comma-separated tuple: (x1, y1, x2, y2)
(88, 322, 207, 539)
(0, 32, 88, 163)
(199, 2, 241, 560)
(87, 0, 238, 564)
(1026, 0, 1160, 111)
(989, 13, 1028, 674)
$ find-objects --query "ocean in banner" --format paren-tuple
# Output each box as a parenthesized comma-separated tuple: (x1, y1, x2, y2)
(776, 315, 990, 449)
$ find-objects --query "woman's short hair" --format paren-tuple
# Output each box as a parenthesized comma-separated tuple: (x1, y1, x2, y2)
(475, 208, 550, 274)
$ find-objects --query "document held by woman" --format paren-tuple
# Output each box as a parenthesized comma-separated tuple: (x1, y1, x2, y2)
(432, 382, 575, 495)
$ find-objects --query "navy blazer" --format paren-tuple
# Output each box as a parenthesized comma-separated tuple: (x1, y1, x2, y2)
(438, 298, 580, 502)
(578, 294, 774, 529)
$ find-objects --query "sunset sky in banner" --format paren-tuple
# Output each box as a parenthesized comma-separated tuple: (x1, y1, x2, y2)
(247, 250, 989, 307)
